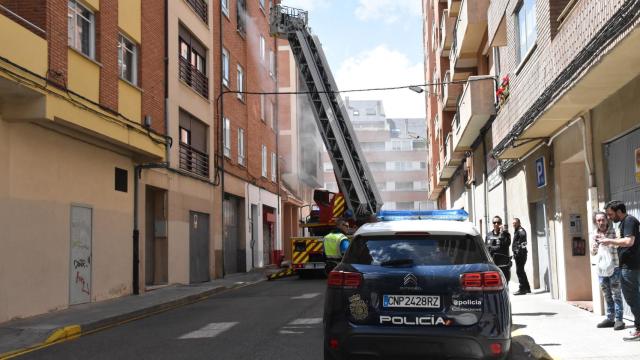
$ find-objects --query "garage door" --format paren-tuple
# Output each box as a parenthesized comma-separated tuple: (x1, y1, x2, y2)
(606, 127, 640, 320)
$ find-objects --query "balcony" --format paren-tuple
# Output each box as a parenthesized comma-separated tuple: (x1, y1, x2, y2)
(179, 57, 209, 98)
(186, 0, 208, 23)
(441, 70, 463, 111)
(439, 10, 455, 56)
(453, 76, 496, 152)
(447, 0, 462, 17)
(449, 0, 490, 81)
(438, 134, 458, 181)
(179, 143, 210, 178)
(444, 132, 465, 167)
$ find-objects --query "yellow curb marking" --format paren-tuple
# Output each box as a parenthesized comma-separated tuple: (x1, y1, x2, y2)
(0, 280, 264, 359)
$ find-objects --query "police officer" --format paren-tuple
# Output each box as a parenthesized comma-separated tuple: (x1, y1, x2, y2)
(486, 216, 511, 283)
(512, 218, 531, 295)
(324, 218, 350, 260)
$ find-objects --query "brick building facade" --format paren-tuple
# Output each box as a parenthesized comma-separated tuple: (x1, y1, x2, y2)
(423, 0, 640, 314)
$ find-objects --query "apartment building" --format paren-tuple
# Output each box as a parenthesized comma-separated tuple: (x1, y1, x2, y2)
(0, 0, 166, 322)
(213, 0, 281, 273)
(424, 0, 640, 315)
(323, 99, 435, 212)
(138, 0, 219, 290)
(276, 38, 324, 261)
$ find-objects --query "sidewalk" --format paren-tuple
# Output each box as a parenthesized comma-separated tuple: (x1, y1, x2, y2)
(511, 291, 640, 360)
(0, 269, 277, 359)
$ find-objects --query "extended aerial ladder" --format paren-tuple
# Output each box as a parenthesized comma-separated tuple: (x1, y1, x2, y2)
(270, 5, 383, 222)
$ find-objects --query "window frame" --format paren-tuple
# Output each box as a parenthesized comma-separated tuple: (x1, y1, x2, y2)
(269, 50, 275, 78)
(271, 152, 277, 182)
(68, 0, 96, 59)
(238, 128, 245, 166)
(223, 117, 231, 158)
(236, 64, 244, 100)
(259, 35, 266, 63)
(516, 0, 537, 64)
(221, 0, 230, 17)
(222, 47, 230, 88)
(261, 145, 268, 177)
(118, 33, 138, 85)
(260, 94, 266, 121)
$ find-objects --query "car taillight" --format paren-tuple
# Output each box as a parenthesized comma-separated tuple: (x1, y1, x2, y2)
(327, 271, 362, 289)
(461, 271, 504, 291)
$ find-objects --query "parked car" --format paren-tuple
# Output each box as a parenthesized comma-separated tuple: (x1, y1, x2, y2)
(323, 219, 512, 360)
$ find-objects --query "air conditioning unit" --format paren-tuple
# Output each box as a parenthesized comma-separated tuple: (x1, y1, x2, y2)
(464, 153, 475, 185)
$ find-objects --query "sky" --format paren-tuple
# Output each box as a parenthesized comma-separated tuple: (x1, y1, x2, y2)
(280, 0, 426, 119)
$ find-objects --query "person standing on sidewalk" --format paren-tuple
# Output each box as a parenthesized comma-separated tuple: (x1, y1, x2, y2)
(591, 211, 625, 330)
(601, 200, 640, 341)
(486, 216, 511, 283)
(512, 218, 531, 295)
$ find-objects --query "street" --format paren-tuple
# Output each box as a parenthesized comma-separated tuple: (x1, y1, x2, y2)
(14, 276, 547, 360)
(20, 278, 326, 360)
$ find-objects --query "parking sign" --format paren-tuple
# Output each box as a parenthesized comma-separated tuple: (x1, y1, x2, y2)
(536, 157, 546, 188)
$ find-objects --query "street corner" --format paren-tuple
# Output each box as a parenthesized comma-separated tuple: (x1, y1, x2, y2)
(511, 334, 554, 360)
(45, 325, 82, 344)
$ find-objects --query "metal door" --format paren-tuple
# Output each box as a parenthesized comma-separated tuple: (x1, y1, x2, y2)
(189, 211, 210, 283)
(70, 205, 92, 305)
(534, 202, 551, 292)
(606, 127, 640, 320)
(224, 196, 239, 274)
(251, 204, 259, 269)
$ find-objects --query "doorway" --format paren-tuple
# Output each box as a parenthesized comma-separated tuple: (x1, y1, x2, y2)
(189, 211, 210, 283)
(145, 186, 168, 287)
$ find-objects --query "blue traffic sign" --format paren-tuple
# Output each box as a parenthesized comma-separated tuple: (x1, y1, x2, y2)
(536, 157, 546, 188)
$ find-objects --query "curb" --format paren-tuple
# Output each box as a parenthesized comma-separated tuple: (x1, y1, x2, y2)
(0, 278, 266, 359)
(512, 334, 554, 360)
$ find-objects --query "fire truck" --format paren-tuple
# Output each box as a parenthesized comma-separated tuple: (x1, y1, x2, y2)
(268, 5, 383, 279)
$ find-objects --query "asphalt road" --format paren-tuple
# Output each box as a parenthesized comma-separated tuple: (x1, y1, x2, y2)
(20, 276, 327, 360)
(20, 275, 533, 360)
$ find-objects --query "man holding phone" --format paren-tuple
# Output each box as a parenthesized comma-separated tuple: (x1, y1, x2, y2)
(600, 200, 640, 341)
(591, 211, 624, 330)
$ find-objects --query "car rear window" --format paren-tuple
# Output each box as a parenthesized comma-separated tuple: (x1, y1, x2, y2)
(343, 235, 488, 266)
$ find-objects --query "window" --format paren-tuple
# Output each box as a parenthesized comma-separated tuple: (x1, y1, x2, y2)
(391, 140, 412, 151)
(259, 35, 266, 63)
(343, 235, 488, 266)
(68, 0, 95, 58)
(237, 0, 246, 34)
(377, 182, 386, 191)
(360, 142, 385, 151)
(395, 182, 413, 191)
(179, 110, 209, 177)
(222, 48, 230, 87)
(238, 128, 245, 166)
(186, 0, 208, 23)
(271, 101, 278, 131)
(366, 108, 376, 115)
(115, 168, 128, 192)
(353, 110, 360, 116)
(270, 100, 276, 129)
(369, 162, 385, 171)
(259, 0, 266, 10)
(271, 152, 277, 182)
(261, 145, 267, 177)
(223, 117, 231, 157)
(323, 162, 333, 172)
(260, 94, 266, 121)
(516, 0, 537, 63)
(221, 0, 229, 16)
(179, 27, 208, 97)
(118, 34, 138, 85)
(269, 50, 275, 78)
(396, 201, 414, 210)
(237, 64, 244, 100)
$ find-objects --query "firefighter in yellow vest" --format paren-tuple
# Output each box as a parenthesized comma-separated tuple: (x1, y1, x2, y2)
(324, 218, 350, 260)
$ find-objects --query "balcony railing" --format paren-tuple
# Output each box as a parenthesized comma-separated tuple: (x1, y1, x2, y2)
(448, 0, 462, 17)
(439, 10, 455, 56)
(453, 76, 496, 152)
(179, 143, 209, 178)
(441, 70, 463, 111)
(186, 0, 208, 23)
(179, 56, 209, 98)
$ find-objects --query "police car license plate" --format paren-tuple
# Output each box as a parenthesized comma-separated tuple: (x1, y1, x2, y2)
(383, 295, 440, 308)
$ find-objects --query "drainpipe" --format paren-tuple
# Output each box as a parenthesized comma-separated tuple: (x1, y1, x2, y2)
(275, 34, 282, 266)
(219, 3, 226, 278)
(164, 0, 170, 165)
(133, 163, 168, 295)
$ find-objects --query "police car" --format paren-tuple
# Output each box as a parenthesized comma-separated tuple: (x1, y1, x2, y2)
(323, 210, 512, 360)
